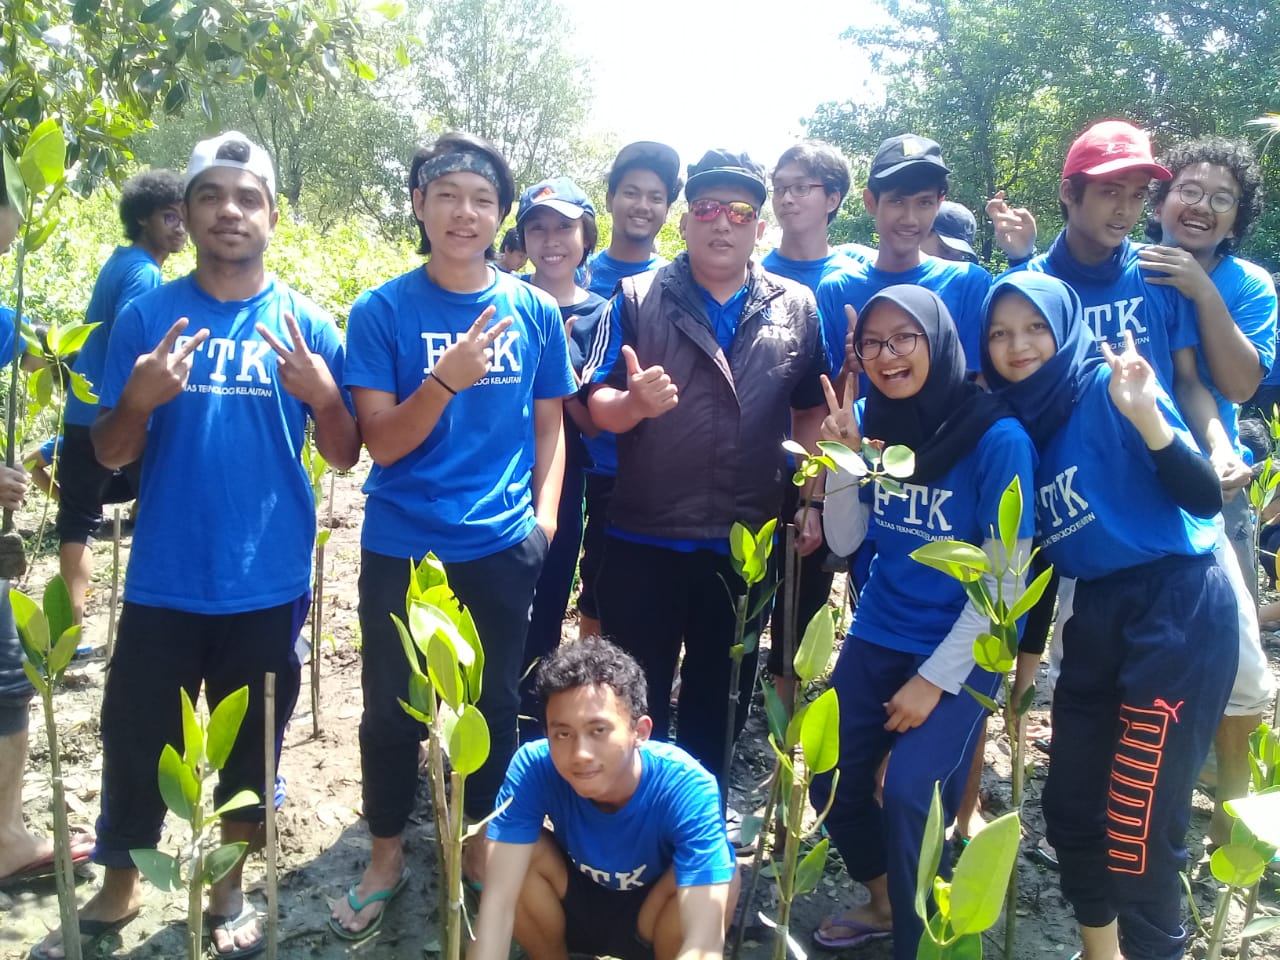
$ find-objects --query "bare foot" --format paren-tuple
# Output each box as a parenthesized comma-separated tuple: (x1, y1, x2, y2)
(0, 824, 53, 880)
(330, 848, 406, 936)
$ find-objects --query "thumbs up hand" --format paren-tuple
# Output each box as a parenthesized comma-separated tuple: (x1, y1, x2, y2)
(622, 344, 678, 419)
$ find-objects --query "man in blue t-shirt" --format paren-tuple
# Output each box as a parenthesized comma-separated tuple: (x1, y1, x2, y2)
(32, 132, 359, 960)
(576, 142, 683, 640)
(815, 135, 992, 375)
(56, 169, 187, 639)
(1146, 136, 1278, 849)
(471, 637, 738, 960)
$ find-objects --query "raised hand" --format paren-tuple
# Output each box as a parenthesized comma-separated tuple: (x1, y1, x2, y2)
(1101, 330, 1160, 424)
(257, 312, 341, 409)
(820, 373, 861, 448)
(842, 304, 862, 378)
(431, 306, 516, 394)
(622, 344, 678, 419)
(121, 316, 210, 413)
(985, 190, 1038, 260)
(1136, 244, 1215, 300)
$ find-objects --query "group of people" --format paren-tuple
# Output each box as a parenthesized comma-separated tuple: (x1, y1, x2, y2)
(0, 113, 1273, 960)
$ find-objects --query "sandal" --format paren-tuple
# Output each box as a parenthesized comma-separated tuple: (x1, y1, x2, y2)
(327, 868, 411, 942)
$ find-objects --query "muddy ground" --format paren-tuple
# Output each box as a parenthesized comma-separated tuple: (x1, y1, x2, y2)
(2, 458, 1277, 960)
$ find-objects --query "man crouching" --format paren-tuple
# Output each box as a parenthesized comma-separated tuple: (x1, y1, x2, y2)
(469, 637, 739, 960)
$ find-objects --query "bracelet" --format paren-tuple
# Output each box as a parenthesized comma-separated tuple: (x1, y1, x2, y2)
(798, 498, 824, 511)
(428, 371, 458, 396)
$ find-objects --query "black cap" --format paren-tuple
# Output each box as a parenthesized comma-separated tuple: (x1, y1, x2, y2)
(870, 134, 949, 185)
(609, 141, 682, 194)
(685, 148, 767, 207)
(932, 201, 978, 261)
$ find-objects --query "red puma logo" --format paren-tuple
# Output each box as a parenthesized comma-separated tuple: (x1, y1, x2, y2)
(1152, 698, 1184, 723)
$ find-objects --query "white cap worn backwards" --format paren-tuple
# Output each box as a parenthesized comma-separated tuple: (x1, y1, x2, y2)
(186, 131, 276, 198)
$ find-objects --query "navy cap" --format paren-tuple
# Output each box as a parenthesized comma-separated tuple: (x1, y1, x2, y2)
(870, 134, 949, 185)
(932, 201, 978, 262)
(609, 141, 682, 193)
(685, 149, 767, 207)
(516, 177, 595, 225)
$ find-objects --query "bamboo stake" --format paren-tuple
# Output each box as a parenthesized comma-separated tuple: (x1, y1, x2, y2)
(105, 505, 120, 662)
(263, 673, 279, 960)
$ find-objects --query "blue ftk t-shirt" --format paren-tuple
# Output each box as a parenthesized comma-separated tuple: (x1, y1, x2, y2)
(850, 408, 1035, 656)
(67, 246, 163, 426)
(487, 739, 736, 891)
(344, 266, 575, 563)
(99, 275, 347, 614)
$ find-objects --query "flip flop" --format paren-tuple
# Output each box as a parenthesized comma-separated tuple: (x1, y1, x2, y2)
(205, 901, 264, 960)
(1025, 837, 1060, 870)
(2, 832, 95, 889)
(28, 911, 139, 960)
(812, 916, 892, 950)
(327, 868, 411, 942)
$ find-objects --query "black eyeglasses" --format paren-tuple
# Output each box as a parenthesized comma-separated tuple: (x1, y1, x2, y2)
(854, 332, 922, 361)
(689, 198, 758, 225)
(162, 211, 182, 226)
(773, 182, 825, 199)
(1175, 182, 1238, 214)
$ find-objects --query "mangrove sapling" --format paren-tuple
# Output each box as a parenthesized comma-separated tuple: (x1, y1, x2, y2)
(1186, 723, 1280, 960)
(10, 575, 87, 960)
(759, 604, 841, 960)
(396, 554, 504, 960)
(909, 476, 1053, 959)
(913, 783, 1021, 959)
(723, 518, 778, 815)
(129, 686, 260, 960)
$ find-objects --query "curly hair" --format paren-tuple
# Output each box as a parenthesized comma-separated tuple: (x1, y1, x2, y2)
(533, 636, 648, 722)
(408, 132, 516, 257)
(1148, 137, 1264, 255)
(774, 140, 852, 224)
(120, 169, 185, 241)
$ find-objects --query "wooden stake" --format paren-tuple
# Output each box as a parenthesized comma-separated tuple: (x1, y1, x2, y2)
(106, 505, 121, 662)
(264, 673, 279, 960)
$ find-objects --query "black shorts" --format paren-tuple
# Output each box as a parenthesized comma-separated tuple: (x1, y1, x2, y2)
(577, 471, 615, 620)
(55, 424, 141, 544)
(562, 863, 655, 960)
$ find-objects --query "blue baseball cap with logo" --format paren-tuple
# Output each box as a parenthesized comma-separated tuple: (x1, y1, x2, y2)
(516, 177, 595, 225)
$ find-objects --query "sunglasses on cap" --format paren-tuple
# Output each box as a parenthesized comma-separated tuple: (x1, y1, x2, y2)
(689, 198, 759, 225)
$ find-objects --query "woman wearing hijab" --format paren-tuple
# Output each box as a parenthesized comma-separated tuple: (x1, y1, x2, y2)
(981, 271, 1237, 960)
(811, 286, 1035, 957)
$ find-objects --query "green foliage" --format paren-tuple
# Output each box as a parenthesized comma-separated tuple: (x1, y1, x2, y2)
(914, 785, 1021, 958)
(0, 0, 385, 193)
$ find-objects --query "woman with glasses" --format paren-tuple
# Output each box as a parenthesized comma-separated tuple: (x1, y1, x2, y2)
(1143, 138, 1278, 850)
(810, 285, 1035, 958)
(981, 271, 1235, 960)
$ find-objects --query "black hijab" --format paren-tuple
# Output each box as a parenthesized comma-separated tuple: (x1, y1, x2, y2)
(858, 285, 1010, 485)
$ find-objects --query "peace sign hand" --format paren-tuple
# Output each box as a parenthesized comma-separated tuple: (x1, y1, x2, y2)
(257, 312, 341, 409)
(120, 316, 209, 414)
(820, 373, 861, 448)
(432, 306, 515, 395)
(1101, 330, 1160, 425)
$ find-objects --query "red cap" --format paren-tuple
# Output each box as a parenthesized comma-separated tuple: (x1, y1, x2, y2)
(1062, 120, 1172, 181)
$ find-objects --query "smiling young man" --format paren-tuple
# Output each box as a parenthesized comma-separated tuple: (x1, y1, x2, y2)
(1146, 137, 1278, 848)
(31, 131, 359, 960)
(815, 135, 991, 375)
(576, 142, 683, 640)
(335, 132, 575, 941)
(56, 170, 188, 642)
(470, 637, 738, 960)
(583, 149, 827, 818)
